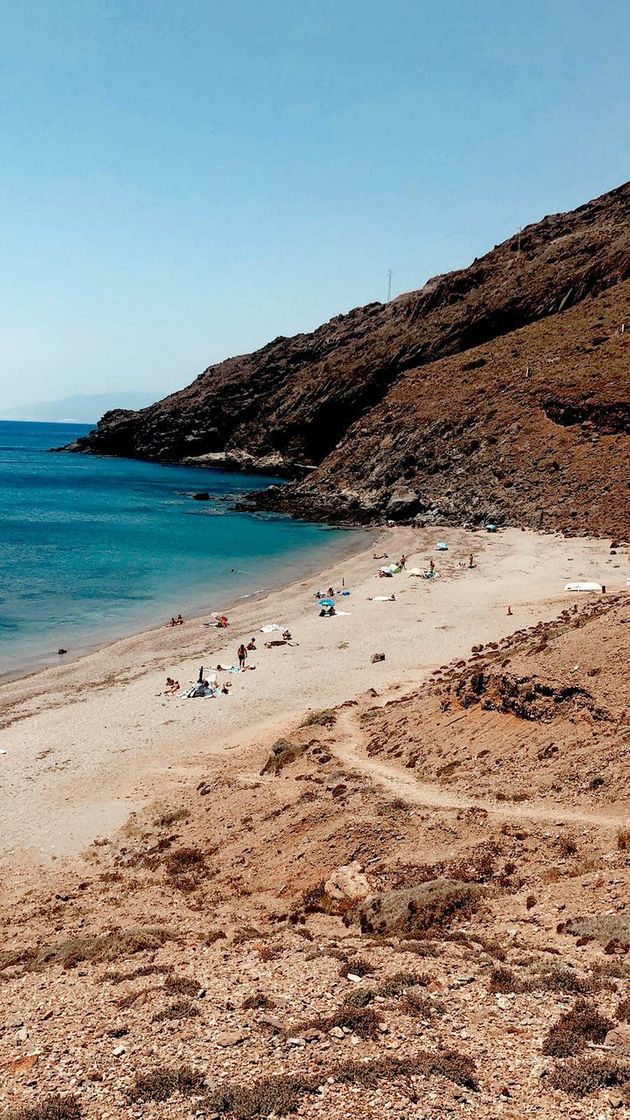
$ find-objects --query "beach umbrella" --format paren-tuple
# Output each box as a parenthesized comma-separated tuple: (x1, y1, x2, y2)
(318, 598, 335, 607)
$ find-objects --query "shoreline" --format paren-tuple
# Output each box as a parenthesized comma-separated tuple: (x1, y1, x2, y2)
(0, 522, 377, 686)
(0, 523, 622, 866)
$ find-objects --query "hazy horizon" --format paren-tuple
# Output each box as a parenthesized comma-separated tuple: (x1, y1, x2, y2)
(1, 1, 627, 412)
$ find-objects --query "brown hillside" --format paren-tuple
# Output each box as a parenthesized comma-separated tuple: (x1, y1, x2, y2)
(66, 182, 630, 535)
(261, 280, 630, 536)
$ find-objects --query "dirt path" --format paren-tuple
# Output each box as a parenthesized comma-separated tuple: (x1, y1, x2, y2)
(333, 710, 627, 830)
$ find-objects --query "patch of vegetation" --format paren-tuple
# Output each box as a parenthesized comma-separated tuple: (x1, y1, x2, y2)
(297, 1006, 381, 1039)
(154, 807, 190, 828)
(300, 709, 337, 729)
(152, 999, 200, 1022)
(527, 961, 597, 995)
(164, 974, 199, 996)
(104, 962, 167, 984)
(339, 956, 375, 977)
(378, 970, 428, 996)
(359, 879, 482, 938)
(165, 846, 207, 892)
(560, 914, 630, 950)
(2, 1097, 81, 1120)
(542, 1000, 613, 1057)
(128, 1066, 205, 1102)
(488, 966, 523, 993)
(403, 991, 445, 1018)
(547, 1057, 630, 1098)
(207, 1053, 478, 1116)
(617, 828, 630, 851)
(0, 927, 172, 980)
(203, 929, 227, 946)
(260, 738, 306, 776)
(242, 991, 276, 1010)
(616, 998, 630, 1022)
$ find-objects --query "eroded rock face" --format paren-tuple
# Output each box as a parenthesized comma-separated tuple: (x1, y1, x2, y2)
(65, 182, 630, 537)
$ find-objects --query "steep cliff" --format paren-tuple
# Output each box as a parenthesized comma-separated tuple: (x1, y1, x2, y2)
(66, 182, 630, 535)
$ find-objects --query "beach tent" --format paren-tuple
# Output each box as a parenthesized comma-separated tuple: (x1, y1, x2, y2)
(436, 542, 448, 551)
(485, 523, 497, 532)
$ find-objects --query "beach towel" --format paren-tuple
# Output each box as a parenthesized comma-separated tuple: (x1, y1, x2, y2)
(373, 595, 395, 602)
(334, 609, 351, 616)
(260, 624, 281, 633)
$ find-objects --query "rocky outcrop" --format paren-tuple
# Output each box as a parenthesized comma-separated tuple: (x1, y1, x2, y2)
(65, 182, 630, 536)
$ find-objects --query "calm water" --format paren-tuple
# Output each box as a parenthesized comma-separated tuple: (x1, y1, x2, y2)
(0, 421, 365, 677)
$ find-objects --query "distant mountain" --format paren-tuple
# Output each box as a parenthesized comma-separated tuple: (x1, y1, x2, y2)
(1, 392, 156, 424)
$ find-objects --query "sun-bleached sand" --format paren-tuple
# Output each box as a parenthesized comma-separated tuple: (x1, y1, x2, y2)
(0, 525, 621, 864)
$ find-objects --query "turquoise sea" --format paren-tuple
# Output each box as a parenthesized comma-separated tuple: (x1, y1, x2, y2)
(0, 421, 366, 678)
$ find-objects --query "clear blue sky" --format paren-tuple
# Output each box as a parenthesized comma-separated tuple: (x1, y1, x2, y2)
(0, 0, 628, 410)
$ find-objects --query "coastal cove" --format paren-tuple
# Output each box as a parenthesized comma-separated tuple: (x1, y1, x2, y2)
(0, 421, 369, 679)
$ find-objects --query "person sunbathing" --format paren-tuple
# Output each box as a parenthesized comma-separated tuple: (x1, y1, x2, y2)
(282, 629, 292, 640)
(165, 678, 180, 694)
(176, 613, 184, 624)
(247, 637, 257, 650)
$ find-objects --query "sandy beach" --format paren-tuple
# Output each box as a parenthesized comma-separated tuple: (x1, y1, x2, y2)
(0, 525, 621, 864)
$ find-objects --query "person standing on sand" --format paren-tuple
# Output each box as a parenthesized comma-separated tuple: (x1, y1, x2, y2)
(238, 644, 247, 669)
(469, 554, 475, 569)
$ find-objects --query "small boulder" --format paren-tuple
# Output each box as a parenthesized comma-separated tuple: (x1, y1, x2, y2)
(325, 861, 371, 903)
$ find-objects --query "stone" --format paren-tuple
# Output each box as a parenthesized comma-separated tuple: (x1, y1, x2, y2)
(325, 861, 371, 903)
(215, 1030, 245, 1048)
(329, 1026, 345, 1039)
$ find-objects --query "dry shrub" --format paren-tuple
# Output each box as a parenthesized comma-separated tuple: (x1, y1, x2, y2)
(396, 939, 441, 958)
(260, 738, 305, 776)
(557, 834, 579, 858)
(542, 1000, 613, 1057)
(0, 927, 172, 980)
(165, 846, 207, 891)
(152, 999, 200, 1022)
(207, 1074, 315, 1118)
(128, 1066, 205, 1102)
(548, 1057, 630, 1097)
(242, 992, 275, 1010)
(164, 974, 199, 996)
(616, 998, 630, 1022)
(343, 988, 375, 1008)
(378, 970, 428, 996)
(561, 914, 630, 949)
(207, 1053, 478, 1116)
(593, 959, 630, 981)
(617, 828, 630, 851)
(403, 991, 445, 1018)
(105, 962, 167, 984)
(154, 807, 189, 828)
(359, 879, 482, 938)
(203, 929, 227, 946)
(528, 962, 596, 995)
(298, 1006, 381, 1039)
(488, 966, 523, 993)
(339, 956, 375, 977)
(2, 1097, 81, 1120)
(301, 709, 337, 728)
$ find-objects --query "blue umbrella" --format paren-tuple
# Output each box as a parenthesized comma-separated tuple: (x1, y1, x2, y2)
(318, 598, 335, 607)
